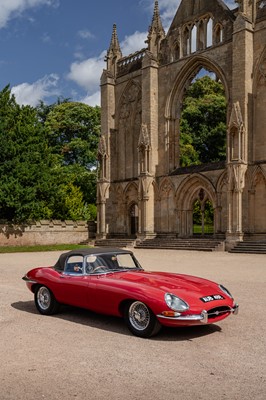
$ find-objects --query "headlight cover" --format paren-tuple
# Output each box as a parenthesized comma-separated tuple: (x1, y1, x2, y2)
(219, 284, 233, 299)
(165, 293, 189, 312)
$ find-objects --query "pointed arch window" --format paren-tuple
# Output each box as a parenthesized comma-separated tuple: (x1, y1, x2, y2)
(191, 25, 197, 53)
(214, 24, 223, 45)
(183, 26, 190, 56)
(207, 18, 213, 48)
(197, 19, 205, 51)
(173, 41, 180, 61)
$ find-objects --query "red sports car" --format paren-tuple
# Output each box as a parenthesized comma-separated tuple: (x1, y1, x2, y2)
(22, 248, 239, 338)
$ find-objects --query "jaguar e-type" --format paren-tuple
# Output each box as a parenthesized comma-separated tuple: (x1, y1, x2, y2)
(22, 248, 239, 338)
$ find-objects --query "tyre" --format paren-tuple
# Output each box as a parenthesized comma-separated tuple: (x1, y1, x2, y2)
(124, 301, 161, 338)
(34, 285, 60, 315)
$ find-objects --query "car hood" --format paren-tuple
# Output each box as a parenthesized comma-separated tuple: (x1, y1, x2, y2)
(108, 270, 219, 298)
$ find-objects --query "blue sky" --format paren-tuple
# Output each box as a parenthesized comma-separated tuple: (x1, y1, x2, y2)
(0, 0, 236, 107)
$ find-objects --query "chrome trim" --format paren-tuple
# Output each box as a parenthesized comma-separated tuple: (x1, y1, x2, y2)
(157, 304, 239, 323)
(233, 303, 239, 315)
(157, 310, 208, 323)
(22, 276, 37, 284)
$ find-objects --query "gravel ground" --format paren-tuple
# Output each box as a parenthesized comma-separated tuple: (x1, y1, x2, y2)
(0, 249, 265, 400)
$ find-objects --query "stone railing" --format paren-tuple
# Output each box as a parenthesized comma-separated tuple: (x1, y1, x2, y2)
(117, 49, 146, 77)
(0, 220, 96, 246)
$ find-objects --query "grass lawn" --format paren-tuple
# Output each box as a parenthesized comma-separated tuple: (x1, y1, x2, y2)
(0, 244, 92, 253)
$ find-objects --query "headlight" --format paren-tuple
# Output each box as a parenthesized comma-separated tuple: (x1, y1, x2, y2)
(219, 284, 233, 299)
(165, 293, 189, 311)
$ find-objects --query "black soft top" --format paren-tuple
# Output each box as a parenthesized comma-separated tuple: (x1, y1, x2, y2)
(54, 247, 133, 271)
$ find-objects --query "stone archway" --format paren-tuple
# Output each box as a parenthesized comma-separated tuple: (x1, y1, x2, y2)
(165, 56, 230, 172)
(175, 174, 216, 237)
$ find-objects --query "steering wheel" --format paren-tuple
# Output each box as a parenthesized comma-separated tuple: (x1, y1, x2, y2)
(93, 266, 107, 273)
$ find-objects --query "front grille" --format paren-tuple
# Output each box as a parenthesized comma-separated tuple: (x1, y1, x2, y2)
(207, 306, 231, 319)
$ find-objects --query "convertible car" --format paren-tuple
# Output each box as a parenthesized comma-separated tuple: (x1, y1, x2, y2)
(22, 248, 239, 338)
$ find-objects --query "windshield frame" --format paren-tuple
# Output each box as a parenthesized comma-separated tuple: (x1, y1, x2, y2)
(84, 251, 143, 275)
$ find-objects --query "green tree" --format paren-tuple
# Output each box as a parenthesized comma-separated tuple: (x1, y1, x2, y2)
(36, 97, 70, 124)
(180, 76, 227, 166)
(44, 102, 100, 169)
(0, 86, 56, 221)
(44, 102, 100, 220)
(0, 87, 100, 222)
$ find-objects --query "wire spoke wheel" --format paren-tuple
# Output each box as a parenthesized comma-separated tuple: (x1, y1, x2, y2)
(37, 286, 51, 310)
(35, 285, 59, 315)
(129, 301, 150, 331)
(125, 300, 161, 337)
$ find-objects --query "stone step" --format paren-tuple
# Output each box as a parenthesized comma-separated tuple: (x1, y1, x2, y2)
(135, 238, 224, 252)
(229, 249, 266, 254)
(94, 239, 136, 248)
(229, 241, 266, 254)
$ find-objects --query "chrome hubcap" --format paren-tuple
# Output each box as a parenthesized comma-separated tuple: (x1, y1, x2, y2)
(37, 287, 51, 310)
(129, 302, 150, 331)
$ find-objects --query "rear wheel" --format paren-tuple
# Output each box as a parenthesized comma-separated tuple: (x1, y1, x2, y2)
(34, 286, 59, 315)
(124, 301, 161, 338)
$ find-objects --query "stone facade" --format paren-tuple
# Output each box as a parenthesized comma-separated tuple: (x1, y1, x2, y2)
(98, 0, 266, 249)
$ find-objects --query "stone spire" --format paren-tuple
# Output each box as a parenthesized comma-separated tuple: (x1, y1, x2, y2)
(106, 24, 122, 76)
(147, 1, 165, 57)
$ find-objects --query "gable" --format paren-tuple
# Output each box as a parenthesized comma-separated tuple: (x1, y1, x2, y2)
(167, 0, 235, 34)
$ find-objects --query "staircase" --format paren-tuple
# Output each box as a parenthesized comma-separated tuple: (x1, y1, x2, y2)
(135, 237, 225, 252)
(94, 238, 136, 248)
(229, 241, 266, 254)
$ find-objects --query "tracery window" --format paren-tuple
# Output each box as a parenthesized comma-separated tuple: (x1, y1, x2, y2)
(180, 15, 221, 58)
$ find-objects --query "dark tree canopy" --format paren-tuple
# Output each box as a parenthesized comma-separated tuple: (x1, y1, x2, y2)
(0, 87, 100, 222)
(0, 86, 56, 221)
(44, 102, 100, 170)
(180, 75, 227, 166)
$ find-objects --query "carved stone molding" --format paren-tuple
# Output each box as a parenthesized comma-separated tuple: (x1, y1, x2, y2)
(138, 124, 150, 149)
(227, 164, 247, 192)
(98, 135, 107, 157)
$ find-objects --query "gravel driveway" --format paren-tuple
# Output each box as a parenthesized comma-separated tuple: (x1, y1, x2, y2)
(0, 249, 265, 400)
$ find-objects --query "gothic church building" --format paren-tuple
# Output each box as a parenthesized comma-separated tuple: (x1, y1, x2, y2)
(97, 0, 266, 249)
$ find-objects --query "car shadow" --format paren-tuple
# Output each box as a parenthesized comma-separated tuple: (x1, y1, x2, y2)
(11, 300, 222, 341)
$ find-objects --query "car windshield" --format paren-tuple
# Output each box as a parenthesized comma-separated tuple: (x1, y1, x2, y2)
(85, 252, 142, 274)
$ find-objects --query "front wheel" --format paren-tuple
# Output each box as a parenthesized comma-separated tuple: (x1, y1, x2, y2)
(124, 301, 161, 338)
(34, 285, 59, 315)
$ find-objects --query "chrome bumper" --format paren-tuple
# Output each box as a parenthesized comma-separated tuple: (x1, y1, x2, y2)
(22, 276, 37, 284)
(157, 303, 239, 324)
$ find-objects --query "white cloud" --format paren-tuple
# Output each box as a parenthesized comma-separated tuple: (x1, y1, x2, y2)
(11, 73, 59, 106)
(67, 52, 105, 93)
(0, 0, 59, 29)
(120, 31, 147, 55)
(80, 91, 101, 107)
(67, 30, 147, 103)
(78, 29, 95, 40)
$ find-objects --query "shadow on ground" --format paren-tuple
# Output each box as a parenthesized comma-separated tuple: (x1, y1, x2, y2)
(11, 300, 222, 341)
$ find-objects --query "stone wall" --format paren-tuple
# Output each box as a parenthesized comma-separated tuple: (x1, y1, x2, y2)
(0, 220, 96, 246)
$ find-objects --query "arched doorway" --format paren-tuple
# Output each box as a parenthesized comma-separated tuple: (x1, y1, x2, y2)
(193, 195, 214, 235)
(129, 204, 139, 237)
(176, 175, 216, 238)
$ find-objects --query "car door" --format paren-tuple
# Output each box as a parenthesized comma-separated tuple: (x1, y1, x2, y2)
(56, 255, 95, 309)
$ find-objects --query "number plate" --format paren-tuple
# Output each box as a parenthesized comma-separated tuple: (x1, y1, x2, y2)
(200, 294, 225, 303)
